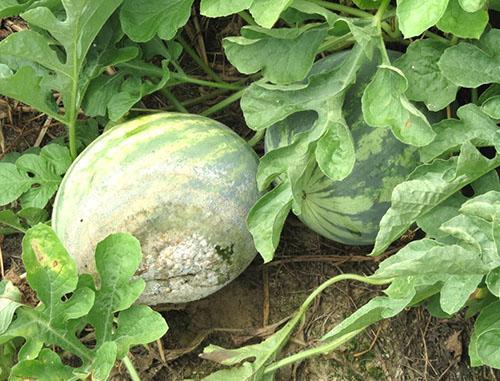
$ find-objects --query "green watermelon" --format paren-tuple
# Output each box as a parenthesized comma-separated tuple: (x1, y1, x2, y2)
(52, 113, 260, 304)
(265, 51, 441, 245)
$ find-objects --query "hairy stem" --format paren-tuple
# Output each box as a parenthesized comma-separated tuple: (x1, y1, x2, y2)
(122, 356, 141, 381)
(170, 72, 243, 90)
(161, 89, 188, 113)
(424, 31, 452, 45)
(177, 35, 223, 83)
(248, 129, 265, 147)
(264, 329, 363, 373)
(200, 89, 245, 117)
(308, 0, 373, 18)
(238, 10, 257, 25)
(259, 274, 391, 374)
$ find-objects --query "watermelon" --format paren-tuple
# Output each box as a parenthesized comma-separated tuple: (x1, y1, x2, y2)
(265, 50, 441, 245)
(52, 113, 260, 305)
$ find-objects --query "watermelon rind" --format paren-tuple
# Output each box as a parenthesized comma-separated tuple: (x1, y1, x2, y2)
(53, 113, 260, 304)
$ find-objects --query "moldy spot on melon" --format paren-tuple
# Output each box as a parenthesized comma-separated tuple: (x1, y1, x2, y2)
(139, 232, 234, 304)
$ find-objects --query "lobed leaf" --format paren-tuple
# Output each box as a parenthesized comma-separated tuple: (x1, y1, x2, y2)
(397, 0, 449, 38)
(0, 225, 168, 379)
(120, 0, 194, 42)
(361, 65, 436, 146)
(224, 26, 328, 85)
(0, 144, 71, 209)
(419, 104, 498, 162)
(438, 28, 500, 88)
(200, 0, 253, 17)
(437, 0, 488, 39)
(458, 0, 487, 12)
(0, 281, 23, 335)
(10, 349, 77, 381)
(0, 0, 126, 126)
(371, 143, 500, 256)
(395, 39, 457, 111)
(247, 181, 293, 263)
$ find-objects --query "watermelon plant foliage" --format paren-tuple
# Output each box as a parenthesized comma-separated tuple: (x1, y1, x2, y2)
(0, 224, 168, 380)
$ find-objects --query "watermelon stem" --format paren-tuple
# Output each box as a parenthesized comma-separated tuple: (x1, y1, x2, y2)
(200, 89, 245, 117)
(177, 35, 224, 83)
(261, 273, 392, 374)
(169, 72, 244, 91)
(264, 329, 363, 374)
(238, 11, 257, 26)
(122, 355, 141, 381)
(248, 130, 265, 147)
(308, 0, 374, 18)
(161, 89, 189, 113)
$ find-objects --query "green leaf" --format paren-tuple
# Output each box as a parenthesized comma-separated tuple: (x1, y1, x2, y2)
(322, 280, 416, 340)
(87, 233, 145, 347)
(114, 305, 168, 359)
(361, 65, 436, 146)
(481, 96, 500, 119)
(471, 301, 500, 368)
(0, 0, 125, 124)
(15, 154, 62, 209)
(223, 26, 328, 84)
(200, 0, 294, 27)
(458, 0, 486, 12)
(1, 225, 94, 364)
(371, 143, 500, 256)
(375, 238, 487, 314)
(395, 39, 458, 111)
(438, 29, 500, 88)
(90, 342, 117, 381)
(461, 190, 500, 222)
(39, 144, 72, 176)
(374, 239, 489, 279)
(242, 43, 371, 189)
(416, 173, 499, 239)
(0, 281, 23, 335)
(200, 0, 253, 17)
(0, 0, 59, 18)
(0, 225, 168, 378)
(17, 208, 49, 227)
(84, 60, 170, 121)
(0, 163, 32, 206)
(288, 0, 339, 25)
(437, 0, 488, 39)
(352, 0, 382, 9)
(396, 0, 450, 38)
(0, 144, 70, 208)
(120, 0, 194, 42)
(419, 104, 498, 162)
(486, 267, 500, 297)
(249, 0, 294, 28)
(247, 181, 293, 262)
(0, 342, 17, 381)
(0, 210, 26, 234)
(10, 349, 76, 381)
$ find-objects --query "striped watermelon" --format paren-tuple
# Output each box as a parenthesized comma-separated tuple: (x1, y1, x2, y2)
(265, 51, 441, 245)
(52, 113, 260, 304)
